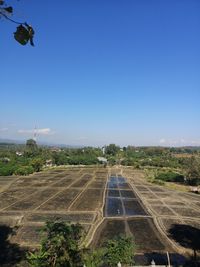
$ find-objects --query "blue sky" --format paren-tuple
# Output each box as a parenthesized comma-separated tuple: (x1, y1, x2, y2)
(1, 0, 200, 147)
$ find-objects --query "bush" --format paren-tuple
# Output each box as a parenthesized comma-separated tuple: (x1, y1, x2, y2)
(26, 221, 83, 267)
(67, 155, 99, 165)
(121, 158, 135, 166)
(104, 235, 135, 266)
(155, 172, 184, 183)
(14, 166, 34, 175)
(0, 163, 16, 176)
(186, 178, 200, 186)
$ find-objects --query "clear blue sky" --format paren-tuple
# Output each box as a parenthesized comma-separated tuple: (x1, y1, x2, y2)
(1, 0, 200, 146)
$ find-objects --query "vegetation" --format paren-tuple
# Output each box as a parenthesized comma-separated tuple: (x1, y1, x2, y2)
(83, 248, 105, 267)
(27, 221, 83, 267)
(0, 141, 200, 188)
(155, 172, 185, 183)
(27, 221, 136, 267)
(105, 144, 120, 156)
(184, 157, 200, 186)
(103, 235, 135, 266)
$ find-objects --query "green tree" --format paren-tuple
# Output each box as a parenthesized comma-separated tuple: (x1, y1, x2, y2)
(27, 220, 83, 267)
(185, 157, 200, 185)
(30, 157, 44, 172)
(26, 139, 38, 151)
(105, 144, 120, 156)
(104, 235, 136, 266)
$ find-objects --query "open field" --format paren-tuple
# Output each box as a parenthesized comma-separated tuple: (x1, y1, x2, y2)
(0, 167, 108, 247)
(123, 167, 200, 257)
(0, 166, 200, 261)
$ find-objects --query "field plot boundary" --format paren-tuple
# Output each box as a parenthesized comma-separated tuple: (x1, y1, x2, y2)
(122, 167, 200, 257)
(0, 168, 108, 248)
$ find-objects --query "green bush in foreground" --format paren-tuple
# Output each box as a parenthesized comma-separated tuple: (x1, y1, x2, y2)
(27, 221, 83, 267)
(27, 221, 136, 267)
(104, 235, 136, 266)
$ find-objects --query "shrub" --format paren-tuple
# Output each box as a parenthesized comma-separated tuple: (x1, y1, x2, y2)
(0, 163, 16, 176)
(186, 178, 200, 186)
(155, 172, 184, 183)
(14, 166, 34, 175)
(104, 235, 135, 266)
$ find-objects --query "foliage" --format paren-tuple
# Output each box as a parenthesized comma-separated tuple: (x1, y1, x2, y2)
(121, 157, 135, 166)
(14, 165, 34, 175)
(27, 220, 83, 267)
(0, 141, 200, 182)
(155, 172, 185, 183)
(105, 144, 120, 156)
(103, 235, 135, 266)
(184, 157, 200, 186)
(67, 155, 99, 165)
(0, 1, 35, 45)
(0, 162, 16, 175)
(26, 220, 136, 267)
(30, 157, 44, 172)
(83, 248, 105, 267)
(106, 156, 117, 166)
(26, 139, 38, 151)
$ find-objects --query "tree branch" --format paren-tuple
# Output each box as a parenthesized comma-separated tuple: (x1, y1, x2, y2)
(0, 10, 25, 25)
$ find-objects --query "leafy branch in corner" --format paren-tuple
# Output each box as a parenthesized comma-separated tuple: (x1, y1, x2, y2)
(0, 0, 34, 46)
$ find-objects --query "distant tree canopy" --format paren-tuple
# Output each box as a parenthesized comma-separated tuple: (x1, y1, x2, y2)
(184, 157, 200, 185)
(105, 144, 120, 156)
(155, 171, 185, 183)
(0, 0, 35, 45)
(26, 139, 37, 151)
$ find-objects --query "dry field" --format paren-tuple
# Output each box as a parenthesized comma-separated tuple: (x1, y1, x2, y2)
(123, 167, 200, 257)
(0, 167, 108, 247)
(0, 166, 200, 264)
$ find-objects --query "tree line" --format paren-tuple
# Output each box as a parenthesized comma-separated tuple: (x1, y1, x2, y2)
(0, 140, 200, 186)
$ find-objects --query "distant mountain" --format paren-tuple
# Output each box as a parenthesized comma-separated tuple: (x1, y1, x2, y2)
(0, 138, 24, 144)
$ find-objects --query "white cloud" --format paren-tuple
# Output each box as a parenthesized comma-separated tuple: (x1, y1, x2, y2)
(18, 128, 54, 135)
(0, 127, 8, 132)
